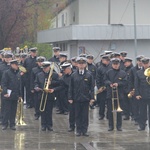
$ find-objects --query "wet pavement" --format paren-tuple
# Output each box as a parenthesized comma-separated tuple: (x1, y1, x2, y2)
(0, 107, 150, 150)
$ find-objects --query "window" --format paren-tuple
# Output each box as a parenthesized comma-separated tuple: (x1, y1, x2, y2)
(73, 12, 75, 22)
(62, 14, 65, 27)
(54, 43, 67, 51)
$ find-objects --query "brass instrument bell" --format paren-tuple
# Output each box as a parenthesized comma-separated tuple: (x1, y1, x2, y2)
(144, 68, 150, 84)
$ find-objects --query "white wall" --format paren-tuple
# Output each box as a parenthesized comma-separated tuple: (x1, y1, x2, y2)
(77, 39, 150, 64)
(111, 0, 150, 24)
(79, 0, 109, 24)
(51, 0, 79, 28)
(51, 0, 150, 28)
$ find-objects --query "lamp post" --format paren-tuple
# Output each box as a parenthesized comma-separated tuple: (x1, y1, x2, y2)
(133, 0, 137, 62)
(108, 0, 111, 24)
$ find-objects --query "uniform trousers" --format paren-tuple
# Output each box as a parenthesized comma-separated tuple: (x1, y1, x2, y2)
(75, 101, 89, 134)
(34, 92, 40, 117)
(138, 98, 150, 129)
(107, 99, 122, 128)
(40, 96, 54, 128)
(2, 98, 17, 127)
(132, 97, 140, 121)
(0, 95, 4, 120)
(122, 94, 133, 118)
(26, 77, 34, 107)
(58, 90, 68, 113)
(97, 91, 107, 118)
(69, 103, 75, 129)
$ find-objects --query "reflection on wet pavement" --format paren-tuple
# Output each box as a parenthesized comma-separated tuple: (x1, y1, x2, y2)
(0, 107, 150, 150)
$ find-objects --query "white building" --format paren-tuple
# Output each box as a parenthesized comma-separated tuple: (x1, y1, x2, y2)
(37, 0, 150, 63)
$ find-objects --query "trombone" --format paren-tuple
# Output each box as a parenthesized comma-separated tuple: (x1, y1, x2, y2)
(112, 86, 123, 129)
(39, 62, 55, 112)
(16, 97, 26, 126)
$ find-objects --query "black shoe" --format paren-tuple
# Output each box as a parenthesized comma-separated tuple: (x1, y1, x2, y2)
(76, 132, 81, 136)
(134, 121, 138, 125)
(47, 126, 53, 131)
(68, 128, 74, 132)
(35, 116, 39, 120)
(64, 112, 68, 115)
(41, 127, 46, 131)
(2, 126, 7, 130)
(90, 105, 95, 109)
(56, 111, 63, 114)
(123, 116, 129, 120)
(26, 105, 33, 109)
(138, 128, 145, 131)
(99, 116, 104, 120)
(10, 126, 16, 130)
(108, 127, 114, 131)
(82, 132, 89, 136)
(117, 128, 122, 131)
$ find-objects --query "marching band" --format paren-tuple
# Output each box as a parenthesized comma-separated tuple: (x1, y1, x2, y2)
(0, 46, 150, 136)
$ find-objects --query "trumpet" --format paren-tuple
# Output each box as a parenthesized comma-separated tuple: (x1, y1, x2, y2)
(39, 62, 55, 112)
(96, 86, 106, 94)
(128, 89, 135, 98)
(16, 97, 26, 126)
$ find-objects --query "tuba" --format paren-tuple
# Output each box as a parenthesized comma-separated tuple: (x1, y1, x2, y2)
(53, 63, 61, 74)
(144, 68, 150, 84)
(39, 62, 55, 112)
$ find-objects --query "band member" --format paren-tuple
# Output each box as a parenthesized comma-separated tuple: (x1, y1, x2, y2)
(79, 53, 87, 58)
(14, 53, 21, 62)
(0, 52, 13, 124)
(34, 61, 60, 131)
(110, 52, 120, 59)
(20, 53, 28, 102)
(0, 50, 4, 63)
(30, 56, 46, 120)
(60, 62, 75, 131)
(105, 58, 127, 131)
(104, 51, 113, 55)
(55, 53, 68, 112)
(96, 53, 104, 68)
(1, 59, 21, 130)
(23, 47, 38, 108)
(71, 57, 77, 72)
(68, 57, 95, 136)
(20, 53, 28, 65)
(135, 57, 150, 131)
(129, 55, 144, 125)
(0, 52, 13, 82)
(120, 51, 127, 70)
(56, 63, 71, 115)
(86, 55, 97, 80)
(48, 47, 60, 63)
(59, 53, 67, 66)
(123, 57, 133, 120)
(96, 55, 111, 120)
